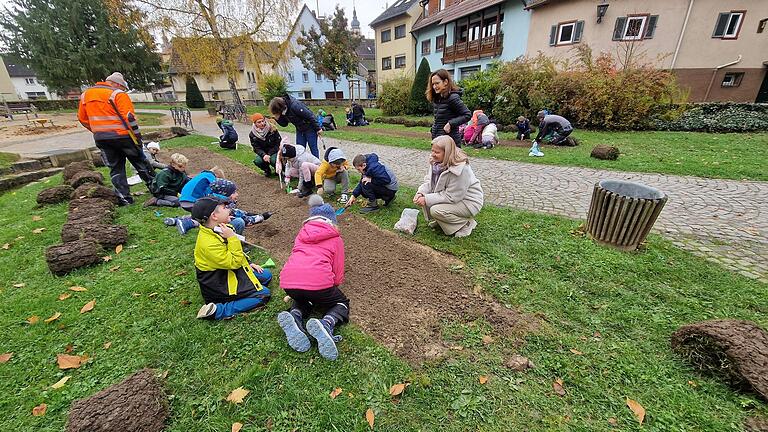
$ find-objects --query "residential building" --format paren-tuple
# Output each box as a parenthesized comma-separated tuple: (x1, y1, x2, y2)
(0, 58, 19, 102)
(370, 0, 422, 92)
(168, 38, 277, 103)
(411, 0, 532, 81)
(281, 4, 368, 100)
(1, 55, 56, 101)
(525, 0, 768, 102)
(357, 38, 378, 97)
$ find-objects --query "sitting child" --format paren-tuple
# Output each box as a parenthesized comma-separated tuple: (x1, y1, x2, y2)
(178, 166, 226, 212)
(249, 113, 281, 177)
(277, 195, 347, 360)
(279, 142, 320, 198)
(145, 153, 190, 207)
(516, 116, 531, 140)
(192, 197, 272, 320)
(143, 142, 167, 170)
(216, 118, 238, 150)
(346, 153, 398, 213)
(315, 147, 350, 204)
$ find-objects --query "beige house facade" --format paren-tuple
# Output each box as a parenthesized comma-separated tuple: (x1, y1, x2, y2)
(526, 0, 768, 102)
(370, 0, 423, 92)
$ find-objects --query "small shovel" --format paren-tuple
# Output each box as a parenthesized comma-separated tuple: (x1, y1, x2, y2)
(335, 207, 346, 216)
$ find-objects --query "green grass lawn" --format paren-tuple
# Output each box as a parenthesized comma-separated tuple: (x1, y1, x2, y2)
(0, 152, 20, 169)
(135, 112, 166, 127)
(246, 105, 768, 181)
(2, 135, 764, 430)
(134, 103, 208, 111)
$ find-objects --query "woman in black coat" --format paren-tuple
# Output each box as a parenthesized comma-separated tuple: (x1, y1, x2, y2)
(425, 69, 471, 147)
(249, 113, 282, 177)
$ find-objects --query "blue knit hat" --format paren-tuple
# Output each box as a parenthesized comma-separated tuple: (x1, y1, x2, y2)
(210, 178, 236, 197)
(307, 194, 337, 224)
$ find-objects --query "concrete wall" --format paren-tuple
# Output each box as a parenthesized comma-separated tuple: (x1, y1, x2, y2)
(373, 2, 422, 91)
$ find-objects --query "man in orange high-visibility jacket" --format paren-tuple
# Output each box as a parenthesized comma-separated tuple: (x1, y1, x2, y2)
(78, 72, 155, 205)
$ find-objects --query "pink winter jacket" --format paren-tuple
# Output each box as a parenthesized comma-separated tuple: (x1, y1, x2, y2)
(279, 218, 345, 290)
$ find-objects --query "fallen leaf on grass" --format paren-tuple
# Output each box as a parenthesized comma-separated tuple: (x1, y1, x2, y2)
(32, 228, 46, 234)
(27, 316, 39, 325)
(626, 398, 645, 425)
(58, 293, 72, 301)
(109, 265, 120, 272)
(479, 375, 489, 385)
(569, 348, 583, 355)
(102, 255, 112, 262)
(175, 270, 187, 276)
(160, 370, 169, 379)
(687, 380, 697, 387)
(593, 331, 602, 339)
(13, 283, 25, 288)
(232, 423, 243, 432)
(226, 387, 250, 404)
(44, 312, 61, 323)
(80, 300, 95, 314)
(365, 408, 375, 429)
(51, 376, 70, 389)
(330, 387, 343, 399)
(64, 344, 73, 353)
(15, 236, 24, 240)
(608, 417, 618, 427)
(179, 300, 191, 306)
(32, 403, 47, 416)
(282, 295, 291, 303)
(552, 378, 566, 396)
(115, 244, 123, 254)
(148, 292, 158, 298)
(482, 335, 494, 345)
(56, 354, 83, 370)
(1, 243, 9, 250)
(134, 267, 144, 273)
(32, 215, 43, 221)
(103, 342, 112, 350)
(69, 286, 87, 292)
(389, 383, 408, 396)
(0, 352, 12, 363)
(131, 292, 141, 297)
(523, 223, 532, 229)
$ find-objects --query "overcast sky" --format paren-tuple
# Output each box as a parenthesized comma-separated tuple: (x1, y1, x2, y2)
(310, 0, 391, 39)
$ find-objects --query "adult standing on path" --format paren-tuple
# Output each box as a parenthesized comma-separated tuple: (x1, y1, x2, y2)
(413, 136, 483, 238)
(78, 72, 154, 205)
(269, 95, 323, 158)
(426, 69, 471, 147)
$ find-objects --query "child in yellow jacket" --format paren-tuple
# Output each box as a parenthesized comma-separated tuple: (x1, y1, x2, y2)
(314, 146, 351, 204)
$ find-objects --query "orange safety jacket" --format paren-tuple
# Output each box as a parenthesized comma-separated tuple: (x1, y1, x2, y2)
(78, 82, 141, 142)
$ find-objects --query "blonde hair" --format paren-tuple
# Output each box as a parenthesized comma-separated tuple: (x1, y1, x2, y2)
(432, 135, 468, 167)
(170, 153, 189, 165)
(210, 166, 225, 178)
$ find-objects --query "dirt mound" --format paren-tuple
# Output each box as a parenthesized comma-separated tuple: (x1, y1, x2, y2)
(68, 170, 104, 189)
(671, 319, 768, 401)
(180, 147, 536, 363)
(71, 183, 118, 204)
(37, 185, 74, 205)
(63, 161, 96, 183)
(746, 416, 768, 432)
(590, 145, 620, 160)
(46, 238, 102, 276)
(66, 368, 168, 432)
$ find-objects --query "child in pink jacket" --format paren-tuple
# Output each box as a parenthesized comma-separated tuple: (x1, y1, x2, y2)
(278, 194, 347, 360)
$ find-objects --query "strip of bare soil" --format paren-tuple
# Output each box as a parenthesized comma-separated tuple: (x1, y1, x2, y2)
(176, 147, 537, 364)
(347, 126, 533, 148)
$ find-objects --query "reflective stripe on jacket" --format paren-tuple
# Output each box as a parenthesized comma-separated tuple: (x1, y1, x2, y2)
(78, 82, 141, 141)
(194, 225, 268, 304)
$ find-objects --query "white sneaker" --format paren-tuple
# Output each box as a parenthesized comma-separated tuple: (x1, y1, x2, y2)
(338, 193, 349, 205)
(196, 303, 217, 319)
(533, 150, 544, 157)
(454, 219, 477, 238)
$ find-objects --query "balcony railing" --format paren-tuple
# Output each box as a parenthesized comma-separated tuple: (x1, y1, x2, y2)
(442, 34, 503, 64)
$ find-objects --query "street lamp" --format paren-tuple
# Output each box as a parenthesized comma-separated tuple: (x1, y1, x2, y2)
(597, 2, 609, 24)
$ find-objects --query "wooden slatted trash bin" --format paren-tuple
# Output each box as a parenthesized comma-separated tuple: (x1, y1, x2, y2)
(586, 180, 667, 251)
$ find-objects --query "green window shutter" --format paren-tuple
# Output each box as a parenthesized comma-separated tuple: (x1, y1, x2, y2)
(612, 17, 627, 40)
(644, 15, 659, 39)
(713, 12, 729, 37)
(549, 25, 557, 46)
(574, 20, 585, 42)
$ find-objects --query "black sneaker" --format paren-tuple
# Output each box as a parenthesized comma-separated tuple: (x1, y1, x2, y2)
(296, 189, 312, 198)
(383, 196, 395, 207)
(359, 203, 379, 213)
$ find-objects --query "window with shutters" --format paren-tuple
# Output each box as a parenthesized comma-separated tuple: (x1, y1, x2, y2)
(612, 15, 658, 41)
(549, 21, 584, 46)
(713, 11, 745, 39)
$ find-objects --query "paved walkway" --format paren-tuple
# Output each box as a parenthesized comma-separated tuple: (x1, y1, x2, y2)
(6, 109, 766, 281)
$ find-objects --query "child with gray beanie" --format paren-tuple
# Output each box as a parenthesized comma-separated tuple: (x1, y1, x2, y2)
(278, 194, 348, 360)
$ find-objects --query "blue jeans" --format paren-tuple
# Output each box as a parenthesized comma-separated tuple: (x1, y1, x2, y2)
(214, 269, 272, 320)
(230, 217, 245, 234)
(296, 129, 319, 158)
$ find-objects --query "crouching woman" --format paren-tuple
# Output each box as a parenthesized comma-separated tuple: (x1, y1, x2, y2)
(413, 136, 484, 238)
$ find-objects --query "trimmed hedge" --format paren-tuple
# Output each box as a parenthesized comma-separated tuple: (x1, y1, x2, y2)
(654, 103, 768, 132)
(33, 100, 79, 111)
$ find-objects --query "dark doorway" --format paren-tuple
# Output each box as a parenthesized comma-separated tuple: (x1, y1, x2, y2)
(756, 66, 768, 103)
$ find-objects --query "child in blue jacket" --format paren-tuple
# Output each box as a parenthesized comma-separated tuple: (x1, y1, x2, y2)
(346, 153, 399, 213)
(216, 119, 238, 150)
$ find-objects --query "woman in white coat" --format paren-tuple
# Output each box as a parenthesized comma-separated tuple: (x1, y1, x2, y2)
(413, 135, 484, 237)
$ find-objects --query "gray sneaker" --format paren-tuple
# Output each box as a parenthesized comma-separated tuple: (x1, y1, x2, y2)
(196, 303, 216, 319)
(306, 318, 339, 360)
(277, 311, 311, 353)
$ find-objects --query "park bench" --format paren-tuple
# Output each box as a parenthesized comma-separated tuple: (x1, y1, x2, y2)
(1, 100, 39, 121)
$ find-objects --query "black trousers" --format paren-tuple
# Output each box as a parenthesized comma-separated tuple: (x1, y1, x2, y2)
(95, 137, 154, 203)
(283, 286, 350, 325)
(359, 181, 396, 203)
